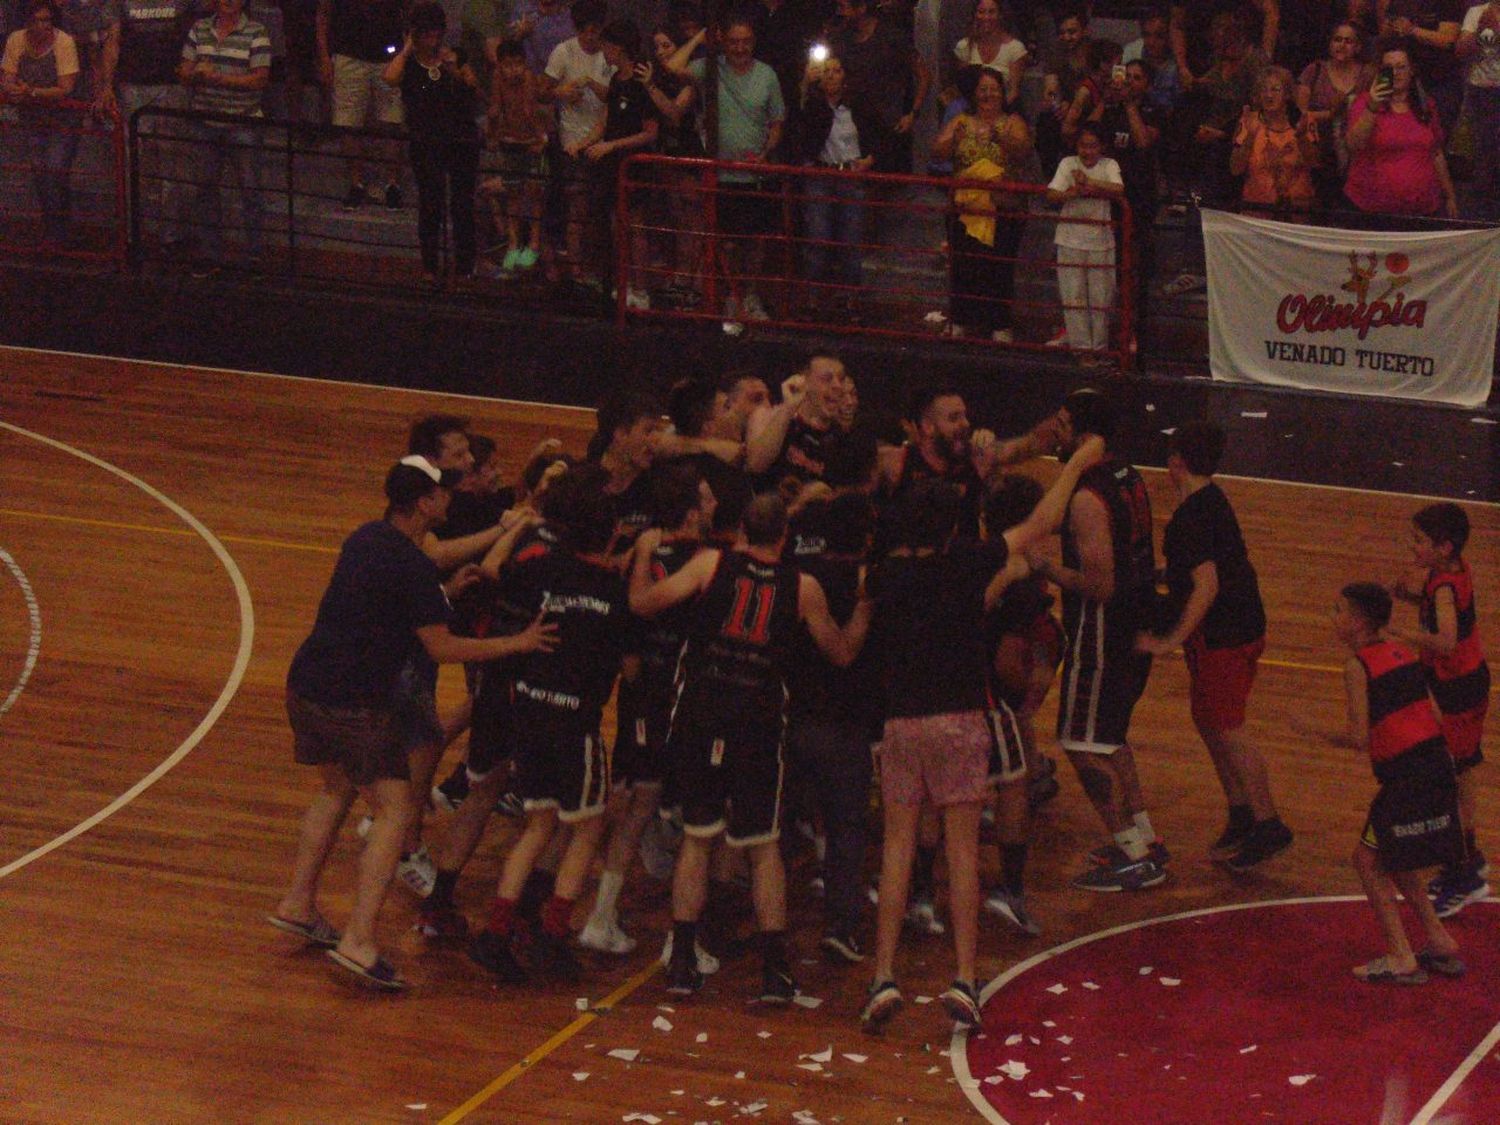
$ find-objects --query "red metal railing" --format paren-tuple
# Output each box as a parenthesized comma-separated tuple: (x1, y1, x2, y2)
(0, 97, 127, 267)
(615, 154, 1134, 375)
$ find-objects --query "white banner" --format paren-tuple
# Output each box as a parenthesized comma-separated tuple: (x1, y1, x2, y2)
(1202, 210, 1500, 408)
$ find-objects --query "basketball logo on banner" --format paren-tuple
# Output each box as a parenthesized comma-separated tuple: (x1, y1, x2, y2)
(1202, 210, 1500, 408)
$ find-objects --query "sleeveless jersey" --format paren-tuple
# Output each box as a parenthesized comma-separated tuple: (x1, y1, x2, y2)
(639, 539, 700, 704)
(673, 551, 802, 730)
(888, 443, 984, 539)
(1357, 639, 1449, 785)
(1060, 457, 1157, 639)
(1419, 563, 1489, 716)
(755, 414, 841, 492)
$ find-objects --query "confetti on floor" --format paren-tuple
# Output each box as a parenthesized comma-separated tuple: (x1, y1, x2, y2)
(1289, 1075, 1317, 1087)
(1081, 981, 1101, 991)
(999, 1061, 1030, 1081)
(652, 1017, 673, 1032)
(572, 1073, 589, 1082)
(757, 1031, 772, 1039)
(696, 1033, 708, 1043)
(405, 1105, 426, 1112)
(1029, 1089, 1054, 1099)
(608, 1048, 641, 1063)
(793, 995, 824, 1009)
(1160, 978, 1182, 987)
(842, 1054, 867, 1064)
(1046, 983, 1067, 995)
(1240, 1045, 1258, 1054)
(1005, 1034, 1023, 1046)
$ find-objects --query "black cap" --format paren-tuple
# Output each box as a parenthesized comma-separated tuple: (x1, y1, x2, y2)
(384, 455, 463, 506)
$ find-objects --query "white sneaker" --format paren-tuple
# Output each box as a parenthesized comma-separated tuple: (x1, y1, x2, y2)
(905, 898, 946, 935)
(740, 292, 769, 321)
(396, 846, 436, 898)
(579, 915, 638, 954)
(355, 815, 373, 839)
(660, 932, 721, 975)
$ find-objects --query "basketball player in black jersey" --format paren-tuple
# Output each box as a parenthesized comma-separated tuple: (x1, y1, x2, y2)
(744, 353, 851, 492)
(1029, 388, 1167, 893)
(587, 391, 664, 558)
(629, 494, 873, 1002)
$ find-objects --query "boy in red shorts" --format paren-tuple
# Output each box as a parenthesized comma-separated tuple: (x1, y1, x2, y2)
(1388, 502, 1491, 917)
(1137, 420, 1291, 869)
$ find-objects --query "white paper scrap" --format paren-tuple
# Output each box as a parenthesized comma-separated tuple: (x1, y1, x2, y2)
(572, 1073, 590, 1082)
(798, 1063, 823, 1073)
(1240, 1045, 1258, 1054)
(1029, 1089, 1054, 1099)
(793, 995, 824, 1009)
(926, 1067, 941, 1075)
(608, 1048, 641, 1062)
(1159, 978, 1182, 987)
(1138, 966, 1153, 975)
(1289, 1075, 1317, 1087)
(810, 1046, 833, 1063)
(734, 1071, 746, 1080)
(1471, 417, 1497, 424)
(744, 1101, 768, 1114)
(657, 1005, 675, 1013)
(757, 1031, 772, 1039)
(405, 1105, 427, 1112)
(706, 1097, 726, 1106)
(1057, 1036, 1073, 1045)
(1005, 1034, 1024, 1046)
(1073, 1092, 1085, 1102)
(793, 1112, 821, 1125)
(576, 998, 590, 1010)
(999, 1061, 1030, 1081)
(1161, 427, 1177, 436)
(1042, 1020, 1057, 1028)
(652, 1017, 673, 1032)
(1046, 983, 1068, 994)
(913, 995, 933, 1004)
(1241, 411, 1267, 418)
(622, 1115, 661, 1124)
(841, 1054, 867, 1064)
(695, 1033, 708, 1043)
(1081, 982, 1101, 991)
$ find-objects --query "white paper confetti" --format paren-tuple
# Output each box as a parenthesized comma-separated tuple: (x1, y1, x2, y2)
(622, 1115, 661, 1124)
(798, 1063, 824, 1073)
(1005, 1034, 1024, 1046)
(756, 1031, 772, 1039)
(1081, 982, 1101, 991)
(926, 1067, 941, 1075)
(1029, 1089, 1054, 1098)
(1042, 1020, 1057, 1028)
(405, 1105, 427, 1112)
(1161, 427, 1177, 436)
(572, 1073, 590, 1082)
(1073, 1092, 1085, 1102)
(999, 1061, 1031, 1081)
(608, 1048, 641, 1062)
(657, 1005, 674, 1013)
(1240, 1045, 1258, 1054)
(1289, 1075, 1317, 1087)
(1046, 983, 1068, 994)
(652, 1016, 673, 1032)
(1057, 1036, 1073, 1045)
(1470, 416, 1497, 425)
(734, 1071, 746, 1080)
(1392, 461, 1405, 468)
(576, 998, 590, 1010)
(1241, 411, 1267, 418)
(792, 995, 823, 1009)
(744, 1101, 768, 1114)
(914, 995, 934, 1005)
(695, 1032, 708, 1043)
(1138, 967, 1154, 976)
(1159, 978, 1181, 987)
(706, 1097, 726, 1106)
(1028, 1037, 1040, 1046)
(793, 1112, 821, 1125)
(670, 1090, 683, 1096)
(1145, 403, 1156, 412)
(809, 1046, 834, 1063)
(841, 1054, 867, 1064)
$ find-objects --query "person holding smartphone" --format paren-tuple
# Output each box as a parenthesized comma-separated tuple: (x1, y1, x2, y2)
(1343, 37, 1459, 223)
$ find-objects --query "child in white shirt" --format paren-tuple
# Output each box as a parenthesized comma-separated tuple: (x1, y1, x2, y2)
(1047, 124, 1125, 355)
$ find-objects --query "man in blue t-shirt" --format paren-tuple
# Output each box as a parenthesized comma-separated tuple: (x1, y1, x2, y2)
(269, 455, 557, 993)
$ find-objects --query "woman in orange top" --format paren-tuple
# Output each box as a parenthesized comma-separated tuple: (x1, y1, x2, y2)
(1231, 65, 1318, 214)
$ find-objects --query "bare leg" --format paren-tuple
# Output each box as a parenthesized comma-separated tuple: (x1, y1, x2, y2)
(276, 762, 357, 923)
(1196, 721, 1247, 806)
(746, 840, 787, 932)
(1392, 867, 1459, 955)
(673, 832, 715, 922)
(941, 801, 984, 984)
(553, 813, 607, 903)
(497, 808, 559, 901)
(434, 767, 504, 873)
(1113, 746, 1146, 819)
(338, 776, 413, 967)
(1352, 843, 1417, 972)
(872, 802, 920, 984)
(1203, 726, 1278, 820)
(404, 737, 443, 854)
(1066, 749, 1129, 833)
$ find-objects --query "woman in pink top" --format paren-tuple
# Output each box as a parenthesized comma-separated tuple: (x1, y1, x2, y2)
(1343, 39, 1459, 222)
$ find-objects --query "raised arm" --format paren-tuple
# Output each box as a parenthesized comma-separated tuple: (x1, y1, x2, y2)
(798, 571, 871, 667)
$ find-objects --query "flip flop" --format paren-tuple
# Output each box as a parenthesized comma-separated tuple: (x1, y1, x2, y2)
(327, 949, 409, 992)
(1417, 948, 1467, 978)
(1352, 957, 1428, 985)
(266, 912, 340, 948)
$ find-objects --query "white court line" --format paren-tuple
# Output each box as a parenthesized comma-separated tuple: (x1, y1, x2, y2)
(1408, 1020, 1500, 1125)
(950, 897, 1499, 1125)
(0, 546, 42, 715)
(0, 421, 255, 880)
(1, 344, 1494, 506)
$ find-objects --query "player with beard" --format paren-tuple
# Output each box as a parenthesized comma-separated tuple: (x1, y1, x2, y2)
(630, 494, 873, 1003)
(579, 462, 718, 955)
(1028, 388, 1167, 893)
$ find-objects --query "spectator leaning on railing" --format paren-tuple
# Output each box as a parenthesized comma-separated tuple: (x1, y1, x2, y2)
(178, 0, 269, 275)
(1457, 0, 1500, 220)
(55, 0, 119, 110)
(2, 0, 82, 246)
(1343, 37, 1459, 222)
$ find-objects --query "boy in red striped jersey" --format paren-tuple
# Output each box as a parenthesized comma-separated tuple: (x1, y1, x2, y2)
(1314, 583, 1466, 985)
(1389, 503, 1491, 918)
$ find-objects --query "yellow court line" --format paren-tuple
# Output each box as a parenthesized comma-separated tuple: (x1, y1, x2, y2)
(0, 507, 337, 554)
(439, 960, 663, 1124)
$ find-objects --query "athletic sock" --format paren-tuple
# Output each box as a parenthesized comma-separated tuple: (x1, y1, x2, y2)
(913, 845, 939, 900)
(428, 869, 459, 911)
(1131, 812, 1157, 843)
(1227, 804, 1254, 834)
(486, 895, 517, 936)
(1001, 843, 1028, 896)
(671, 920, 698, 966)
(757, 929, 789, 971)
(1114, 826, 1149, 861)
(592, 869, 624, 922)
(541, 894, 575, 939)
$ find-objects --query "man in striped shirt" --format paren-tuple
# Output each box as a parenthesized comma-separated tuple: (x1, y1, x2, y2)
(178, 0, 268, 272)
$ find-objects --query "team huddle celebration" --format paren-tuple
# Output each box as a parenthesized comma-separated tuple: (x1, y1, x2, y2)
(264, 353, 1489, 1029)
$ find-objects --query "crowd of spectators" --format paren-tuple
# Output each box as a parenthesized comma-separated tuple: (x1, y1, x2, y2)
(2, 1, 1498, 329)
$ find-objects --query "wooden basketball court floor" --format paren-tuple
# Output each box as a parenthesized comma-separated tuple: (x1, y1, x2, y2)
(1, 344, 1496, 1124)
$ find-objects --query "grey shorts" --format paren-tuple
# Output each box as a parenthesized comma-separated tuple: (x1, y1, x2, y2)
(287, 690, 410, 787)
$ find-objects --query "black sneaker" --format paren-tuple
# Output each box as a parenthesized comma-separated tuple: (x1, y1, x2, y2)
(940, 980, 982, 1028)
(496, 789, 526, 818)
(532, 929, 583, 981)
(384, 183, 403, 210)
(664, 957, 704, 997)
(759, 963, 797, 1005)
(1209, 818, 1254, 860)
(431, 767, 469, 812)
(819, 931, 866, 965)
(341, 184, 367, 210)
(468, 930, 527, 982)
(860, 980, 902, 1032)
(1224, 821, 1294, 872)
(1089, 840, 1171, 867)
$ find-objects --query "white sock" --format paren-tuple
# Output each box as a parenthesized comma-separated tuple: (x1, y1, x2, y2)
(1132, 812, 1156, 843)
(592, 869, 624, 922)
(1114, 827, 1148, 861)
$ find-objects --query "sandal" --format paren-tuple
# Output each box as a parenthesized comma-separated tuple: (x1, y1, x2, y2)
(1416, 948, 1467, 978)
(1352, 956, 1428, 985)
(327, 949, 410, 992)
(266, 912, 340, 948)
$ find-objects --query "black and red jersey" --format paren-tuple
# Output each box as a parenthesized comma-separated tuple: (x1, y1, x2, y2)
(638, 538, 702, 702)
(886, 443, 984, 540)
(754, 415, 842, 493)
(1357, 639, 1449, 785)
(1419, 562, 1489, 716)
(673, 550, 802, 729)
(1061, 456, 1157, 636)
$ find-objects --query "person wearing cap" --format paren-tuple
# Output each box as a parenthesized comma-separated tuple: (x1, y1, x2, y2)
(268, 454, 558, 992)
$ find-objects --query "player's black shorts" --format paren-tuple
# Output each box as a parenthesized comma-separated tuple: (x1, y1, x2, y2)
(1361, 749, 1464, 873)
(985, 699, 1027, 784)
(467, 664, 514, 782)
(614, 696, 671, 789)
(511, 703, 610, 822)
(667, 717, 785, 847)
(1056, 602, 1152, 753)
